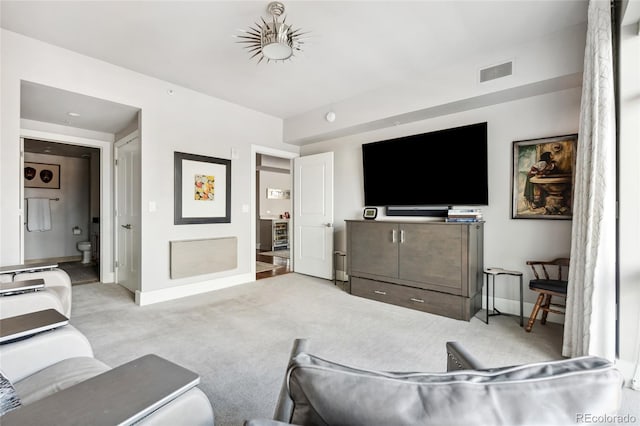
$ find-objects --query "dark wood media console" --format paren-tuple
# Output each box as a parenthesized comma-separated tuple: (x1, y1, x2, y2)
(345, 220, 484, 321)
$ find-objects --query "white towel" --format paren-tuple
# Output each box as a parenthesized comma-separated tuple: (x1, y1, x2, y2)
(27, 198, 52, 232)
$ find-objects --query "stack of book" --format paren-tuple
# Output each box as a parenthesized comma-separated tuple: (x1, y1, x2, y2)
(446, 208, 483, 222)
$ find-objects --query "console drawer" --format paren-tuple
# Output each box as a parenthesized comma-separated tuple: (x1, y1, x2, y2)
(351, 276, 467, 320)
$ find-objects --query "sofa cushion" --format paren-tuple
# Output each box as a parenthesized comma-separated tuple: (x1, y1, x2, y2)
(0, 370, 21, 415)
(286, 352, 624, 426)
(13, 357, 109, 406)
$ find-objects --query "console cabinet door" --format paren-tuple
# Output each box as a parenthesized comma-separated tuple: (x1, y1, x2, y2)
(398, 223, 464, 291)
(349, 221, 398, 278)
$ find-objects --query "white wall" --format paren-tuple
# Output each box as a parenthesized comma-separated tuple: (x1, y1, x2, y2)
(1, 30, 299, 302)
(285, 24, 586, 145)
(301, 88, 580, 311)
(259, 171, 291, 219)
(23, 152, 90, 260)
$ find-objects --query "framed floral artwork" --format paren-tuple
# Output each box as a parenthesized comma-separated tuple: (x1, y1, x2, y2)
(174, 152, 231, 224)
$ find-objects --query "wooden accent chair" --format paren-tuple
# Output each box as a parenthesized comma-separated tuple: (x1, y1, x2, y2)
(525, 258, 570, 332)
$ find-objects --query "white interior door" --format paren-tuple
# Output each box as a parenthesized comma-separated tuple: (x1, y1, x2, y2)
(293, 152, 334, 279)
(115, 136, 140, 292)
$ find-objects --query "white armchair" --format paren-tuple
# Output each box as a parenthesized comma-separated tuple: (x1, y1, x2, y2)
(0, 323, 214, 425)
(0, 324, 93, 383)
(0, 268, 72, 318)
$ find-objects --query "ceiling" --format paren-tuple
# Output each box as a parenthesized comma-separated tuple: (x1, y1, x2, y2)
(1, 0, 591, 135)
(24, 138, 100, 159)
(21, 81, 140, 135)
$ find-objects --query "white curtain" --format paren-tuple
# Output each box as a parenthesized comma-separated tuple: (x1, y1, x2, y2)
(562, 0, 616, 360)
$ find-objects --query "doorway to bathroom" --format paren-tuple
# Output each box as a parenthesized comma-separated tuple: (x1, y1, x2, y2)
(23, 138, 101, 285)
(19, 80, 141, 288)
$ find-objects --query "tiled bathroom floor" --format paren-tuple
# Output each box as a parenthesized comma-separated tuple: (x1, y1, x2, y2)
(57, 261, 100, 285)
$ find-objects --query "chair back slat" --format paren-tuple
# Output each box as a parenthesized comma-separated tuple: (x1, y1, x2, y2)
(540, 264, 550, 280)
(526, 258, 570, 281)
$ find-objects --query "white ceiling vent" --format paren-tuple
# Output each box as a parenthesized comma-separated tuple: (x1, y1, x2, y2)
(479, 61, 513, 83)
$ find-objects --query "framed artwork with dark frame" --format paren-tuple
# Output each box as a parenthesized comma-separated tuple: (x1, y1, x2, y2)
(266, 188, 291, 199)
(511, 134, 578, 220)
(174, 152, 231, 224)
(24, 162, 60, 189)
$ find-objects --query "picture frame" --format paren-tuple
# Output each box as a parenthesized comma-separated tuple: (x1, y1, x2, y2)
(363, 207, 378, 220)
(266, 188, 291, 199)
(24, 162, 60, 189)
(511, 134, 578, 220)
(174, 152, 231, 224)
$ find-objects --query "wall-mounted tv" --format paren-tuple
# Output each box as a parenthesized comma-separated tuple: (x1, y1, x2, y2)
(362, 122, 488, 207)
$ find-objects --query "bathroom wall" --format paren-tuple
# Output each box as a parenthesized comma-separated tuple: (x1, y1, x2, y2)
(24, 152, 90, 261)
(258, 170, 291, 219)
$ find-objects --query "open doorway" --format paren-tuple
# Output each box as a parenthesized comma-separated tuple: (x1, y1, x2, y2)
(255, 153, 293, 279)
(20, 80, 140, 287)
(23, 138, 101, 285)
(251, 147, 298, 280)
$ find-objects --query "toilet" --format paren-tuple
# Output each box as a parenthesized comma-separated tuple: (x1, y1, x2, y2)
(77, 241, 92, 264)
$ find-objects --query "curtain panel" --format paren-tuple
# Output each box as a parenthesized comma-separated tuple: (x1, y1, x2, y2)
(562, 0, 617, 360)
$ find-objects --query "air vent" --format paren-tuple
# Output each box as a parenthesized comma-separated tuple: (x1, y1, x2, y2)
(480, 61, 513, 83)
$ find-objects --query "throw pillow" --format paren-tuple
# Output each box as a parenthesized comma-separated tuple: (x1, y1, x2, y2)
(0, 370, 21, 416)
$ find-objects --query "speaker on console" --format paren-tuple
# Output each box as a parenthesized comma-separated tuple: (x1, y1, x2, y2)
(385, 206, 449, 217)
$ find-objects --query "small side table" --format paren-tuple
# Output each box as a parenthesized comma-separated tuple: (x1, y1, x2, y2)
(333, 251, 347, 286)
(482, 268, 524, 326)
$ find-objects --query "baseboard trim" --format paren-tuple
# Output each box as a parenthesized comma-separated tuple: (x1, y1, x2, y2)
(135, 273, 254, 306)
(481, 295, 564, 325)
(25, 256, 81, 264)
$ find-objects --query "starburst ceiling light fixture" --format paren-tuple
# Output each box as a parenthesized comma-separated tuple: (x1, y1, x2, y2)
(236, 1, 307, 63)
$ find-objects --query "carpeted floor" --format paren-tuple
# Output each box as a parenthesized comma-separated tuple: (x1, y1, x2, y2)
(69, 274, 639, 426)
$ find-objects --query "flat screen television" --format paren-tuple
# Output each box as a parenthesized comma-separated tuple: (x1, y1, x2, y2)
(362, 122, 488, 207)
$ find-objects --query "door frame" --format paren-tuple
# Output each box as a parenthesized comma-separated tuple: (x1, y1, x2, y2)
(250, 145, 298, 275)
(113, 131, 141, 292)
(19, 129, 114, 283)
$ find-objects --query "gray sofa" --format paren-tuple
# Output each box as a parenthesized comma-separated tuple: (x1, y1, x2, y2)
(0, 324, 214, 425)
(246, 339, 624, 426)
